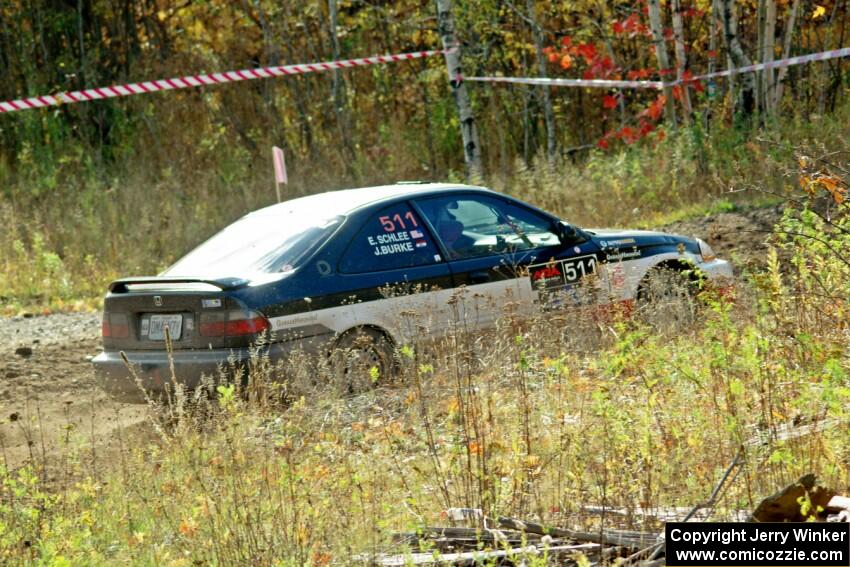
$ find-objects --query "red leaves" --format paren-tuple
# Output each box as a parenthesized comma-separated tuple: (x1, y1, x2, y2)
(543, 9, 701, 154)
(596, 119, 664, 151)
(583, 54, 615, 80)
(594, 95, 665, 149)
(576, 43, 597, 64)
(544, 39, 616, 81)
(618, 126, 639, 144)
(639, 120, 655, 136)
(611, 13, 650, 37)
(683, 70, 705, 93)
(627, 68, 652, 80)
(639, 94, 667, 121)
(672, 84, 683, 101)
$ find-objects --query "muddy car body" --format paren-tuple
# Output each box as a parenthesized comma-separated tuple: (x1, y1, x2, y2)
(93, 183, 733, 401)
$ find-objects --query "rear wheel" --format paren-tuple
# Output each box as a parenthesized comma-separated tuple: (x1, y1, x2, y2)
(636, 267, 699, 332)
(330, 328, 395, 395)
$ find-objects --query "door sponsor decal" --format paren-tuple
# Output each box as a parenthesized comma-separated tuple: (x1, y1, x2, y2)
(605, 248, 642, 261)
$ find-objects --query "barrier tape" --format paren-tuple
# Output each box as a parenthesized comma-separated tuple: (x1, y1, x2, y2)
(2, 44, 847, 112)
(466, 77, 665, 89)
(466, 45, 850, 90)
(0, 48, 452, 114)
(696, 45, 850, 81)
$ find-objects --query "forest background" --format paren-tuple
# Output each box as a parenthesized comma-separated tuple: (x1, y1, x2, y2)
(0, 0, 848, 310)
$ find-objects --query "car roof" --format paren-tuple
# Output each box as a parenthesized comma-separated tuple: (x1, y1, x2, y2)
(246, 182, 489, 218)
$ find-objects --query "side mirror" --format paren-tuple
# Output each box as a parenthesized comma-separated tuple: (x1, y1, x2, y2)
(556, 221, 578, 243)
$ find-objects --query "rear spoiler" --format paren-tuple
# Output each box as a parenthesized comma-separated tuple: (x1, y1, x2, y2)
(108, 276, 249, 294)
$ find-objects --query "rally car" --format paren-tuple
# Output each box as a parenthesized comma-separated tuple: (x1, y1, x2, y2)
(93, 182, 732, 401)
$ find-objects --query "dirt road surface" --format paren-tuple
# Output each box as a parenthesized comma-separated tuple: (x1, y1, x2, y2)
(0, 312, 146, 468)
(0, 206, 782, 469)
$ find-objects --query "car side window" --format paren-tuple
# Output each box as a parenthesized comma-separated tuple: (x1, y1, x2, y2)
(338, 203, 442, 273)
(415, 195, 560, 260)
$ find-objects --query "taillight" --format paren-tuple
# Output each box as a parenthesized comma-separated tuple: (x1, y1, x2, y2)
(199, 310, 270, 337)
(102, 313, 129, 338)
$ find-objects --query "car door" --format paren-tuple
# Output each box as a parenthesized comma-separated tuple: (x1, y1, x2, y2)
(413, 193, 605, 330)
(335, 201, 456, 343)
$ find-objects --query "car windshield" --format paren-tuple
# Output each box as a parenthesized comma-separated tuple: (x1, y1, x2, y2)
(164, 211, 344, 277)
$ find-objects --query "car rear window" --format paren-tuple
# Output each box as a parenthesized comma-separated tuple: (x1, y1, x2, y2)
(164, 212, 344, 277)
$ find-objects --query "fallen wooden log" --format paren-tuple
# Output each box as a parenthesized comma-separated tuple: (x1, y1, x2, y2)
(392, 531, 540, 552)
(497, 516, 660, 549)
(374, 472, 850, 566)
(581, 504, 750, 523)
(375, 542, 602, 566)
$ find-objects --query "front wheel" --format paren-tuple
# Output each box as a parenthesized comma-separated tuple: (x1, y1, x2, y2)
(635, 268, 699, 333)
(329, 328, 395, 395)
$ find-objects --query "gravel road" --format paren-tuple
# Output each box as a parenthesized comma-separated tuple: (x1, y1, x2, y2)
(0, 311, 145, 469)
(0, 311, 101, 348)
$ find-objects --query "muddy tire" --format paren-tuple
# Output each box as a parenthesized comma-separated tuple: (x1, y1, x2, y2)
(330, 328, 395, 395)
(636, 267, 699, 333)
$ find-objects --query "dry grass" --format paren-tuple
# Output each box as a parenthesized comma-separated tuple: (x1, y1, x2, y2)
(1, 247, 849, 564)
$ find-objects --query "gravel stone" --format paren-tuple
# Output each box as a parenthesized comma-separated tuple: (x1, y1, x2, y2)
(0, 312, 101, 349)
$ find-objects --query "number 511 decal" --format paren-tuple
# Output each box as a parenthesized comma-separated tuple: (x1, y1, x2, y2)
(529, 255, 598, 290)
(379, 211, 419, 232)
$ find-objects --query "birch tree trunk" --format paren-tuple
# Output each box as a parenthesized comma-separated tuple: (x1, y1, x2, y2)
(328, 0, 357, 177)
(526, 0, 557, 163)
(763, 0, 777, 114)
(756, 0, 765, 113)
(705, 0, 719, 129)
(717, 0, 756, 115)
(773, 0, 800, 107)
(436, 0, 483, 179)
(647, 0, 678, 128)
(242, 0, 289, 155)
(670, 0, 692, 121)
(708, 0, 718, 85)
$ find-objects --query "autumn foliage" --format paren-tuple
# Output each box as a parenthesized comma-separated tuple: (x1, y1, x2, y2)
(535, 1, 845, 149)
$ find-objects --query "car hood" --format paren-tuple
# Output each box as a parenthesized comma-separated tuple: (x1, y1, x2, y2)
(585, 228, 696, 249)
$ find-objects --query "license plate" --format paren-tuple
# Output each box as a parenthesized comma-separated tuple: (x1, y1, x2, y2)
(148, 314, 184, 341)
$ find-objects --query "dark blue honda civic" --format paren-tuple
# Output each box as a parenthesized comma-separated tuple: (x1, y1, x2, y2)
(93, 182, 732, 400)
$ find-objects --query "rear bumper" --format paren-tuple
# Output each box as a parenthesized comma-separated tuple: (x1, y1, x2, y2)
(93, 336, 329, 403)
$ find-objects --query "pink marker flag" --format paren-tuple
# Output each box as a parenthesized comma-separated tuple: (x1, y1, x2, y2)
(272, 146, 287, 185)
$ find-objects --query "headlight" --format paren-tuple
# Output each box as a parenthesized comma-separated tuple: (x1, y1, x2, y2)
(697, 238, 716, 262)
